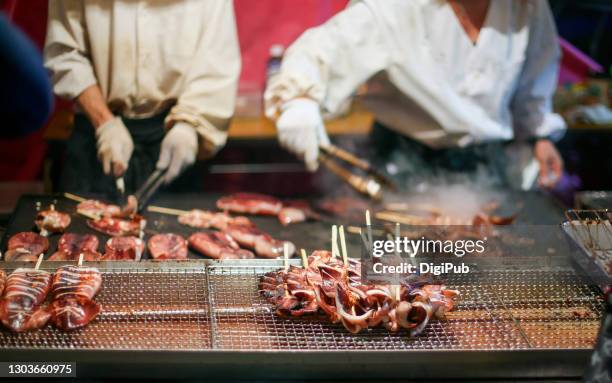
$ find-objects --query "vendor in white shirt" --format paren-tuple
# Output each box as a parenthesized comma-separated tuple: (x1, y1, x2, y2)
(44, 0, 240, 193)
(265, 0, 565, 189)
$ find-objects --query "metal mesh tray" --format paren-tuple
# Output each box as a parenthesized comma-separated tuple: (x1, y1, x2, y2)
(0, 259, 604, 352)
(0, 265, 211, 350)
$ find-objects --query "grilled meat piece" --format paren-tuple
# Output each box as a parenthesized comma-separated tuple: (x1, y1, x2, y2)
(4, 232, 49, 262)
(217, 193, 283, 216)
(77, 200, 121, 219)
(102, 236, 144, 261)
(48, 249, 102, 262)
(49, 265, 102, 330)
(178, 209, 253, 230)
(278, 207, 306, 226)
(0, 268, 52, 332)
(87, 215, 145, 237)
(147, 233, 188, 260)
(35, 207, 71, 236)
(49, 233, 101, 261)
(278, 201, 320, 226)
(224, 224, 295, 259)
(58, 233, 99, 254)
(188, 232, 254, 260)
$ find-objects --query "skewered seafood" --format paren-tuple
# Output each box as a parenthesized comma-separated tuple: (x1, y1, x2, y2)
(178, 209, 253, 230)
(49, 233, 101, 261)
(101, 236, 144, 261)
(259, 251, 458, 336)
(49, 265, 102, 330)
(77, 199, 121, 219)
(217, 193, 318, 226)
(278, 201, 320, 226)
(4, 232, 49, 262)
(0, 268, 52, 332)
(224, 224, 296, 259)
(217, 193, 283, 216)
(147, 233, 188, 260)
(35, 206, 71, 236)
(87, 215, 145, 237)
(188, 232, 255, 260)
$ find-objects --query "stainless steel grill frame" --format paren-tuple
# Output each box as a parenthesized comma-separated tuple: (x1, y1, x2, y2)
(0, 259, 604, 380)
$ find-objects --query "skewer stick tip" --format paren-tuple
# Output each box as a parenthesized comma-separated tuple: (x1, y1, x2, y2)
(365, 210, 371, 226)
(283, 242, 290, 271)
(78, 253, 84, 267)
(339, 225, 348, 266)
(34, 253, 44, 270)
(63, 192, 86, 203)
(300, 249, 309, 269)
(331, 225, 338, 258)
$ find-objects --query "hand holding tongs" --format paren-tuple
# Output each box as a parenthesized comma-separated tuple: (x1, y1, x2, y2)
(122, 168, 167, 214)
(318, 143, 395, 200)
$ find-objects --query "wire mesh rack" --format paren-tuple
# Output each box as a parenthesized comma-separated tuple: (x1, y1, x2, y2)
(0, 268, 211, 350)
(0, 261, 605, 352)
(206, 264, 605, 351)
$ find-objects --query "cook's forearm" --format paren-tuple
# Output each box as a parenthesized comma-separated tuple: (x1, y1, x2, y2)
(76, 85, 114, 128)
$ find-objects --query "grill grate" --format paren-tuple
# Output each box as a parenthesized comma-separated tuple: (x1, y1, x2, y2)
(0, 264, 604, 351)
(207, 266, 604, 351)
(0, 269, 212, 350)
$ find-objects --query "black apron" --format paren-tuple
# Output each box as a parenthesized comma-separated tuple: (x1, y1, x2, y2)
(60, 113, 166, 195)
(369, 122, 510, 190)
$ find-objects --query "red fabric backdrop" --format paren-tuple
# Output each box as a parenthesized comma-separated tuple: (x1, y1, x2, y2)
(235, 0, 348, 87)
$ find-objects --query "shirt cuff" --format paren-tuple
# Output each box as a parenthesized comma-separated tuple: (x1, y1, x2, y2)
(264, 70, 325, 120)
(532, 113, 567, 142)
(166, 105, 229, 160)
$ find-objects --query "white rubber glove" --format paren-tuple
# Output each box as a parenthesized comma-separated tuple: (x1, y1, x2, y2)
(96, 117, 134, 176)
(276, 98, 330, 172)
(156, 122, 198, 184)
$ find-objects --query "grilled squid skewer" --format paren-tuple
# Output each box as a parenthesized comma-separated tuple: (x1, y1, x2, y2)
(0, 267, 52, 332)
(49, 265, 102, 331)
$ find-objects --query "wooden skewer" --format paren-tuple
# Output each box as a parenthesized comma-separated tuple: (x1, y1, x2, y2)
(365, 209, 373, 248)
(339, 225, 348, 266)
(34, 254, 44, 270)
(78, 253, 84, 267)
(300, 249, 309, 269)
(331, 225, 338, 258)
(147, 205, 189, 216)
(347, 225, 384, 236)
(283, 243, 290, 271)
(64, 192, 86, 203)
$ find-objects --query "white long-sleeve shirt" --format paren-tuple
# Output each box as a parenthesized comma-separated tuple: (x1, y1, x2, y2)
(265, 0, 566, 148)
(44, 0, 241, 155)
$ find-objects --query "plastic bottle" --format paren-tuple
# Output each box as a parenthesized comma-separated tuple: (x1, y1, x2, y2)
(265, 44, 285, 88)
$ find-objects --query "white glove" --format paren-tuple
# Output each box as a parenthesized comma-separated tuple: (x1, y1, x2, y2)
(276, 98, 330, 172)
(156, 122, 198, 184)
(96, 117, 134, 176)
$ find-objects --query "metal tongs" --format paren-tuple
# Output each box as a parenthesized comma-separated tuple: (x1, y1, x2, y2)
(318, 143, 395, 200)
(124, 168, 167, 214)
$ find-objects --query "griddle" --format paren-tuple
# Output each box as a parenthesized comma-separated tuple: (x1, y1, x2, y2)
(0, 193, 337, 261)
(0, 191, 564, 262)
(0, 192, 602, 380)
